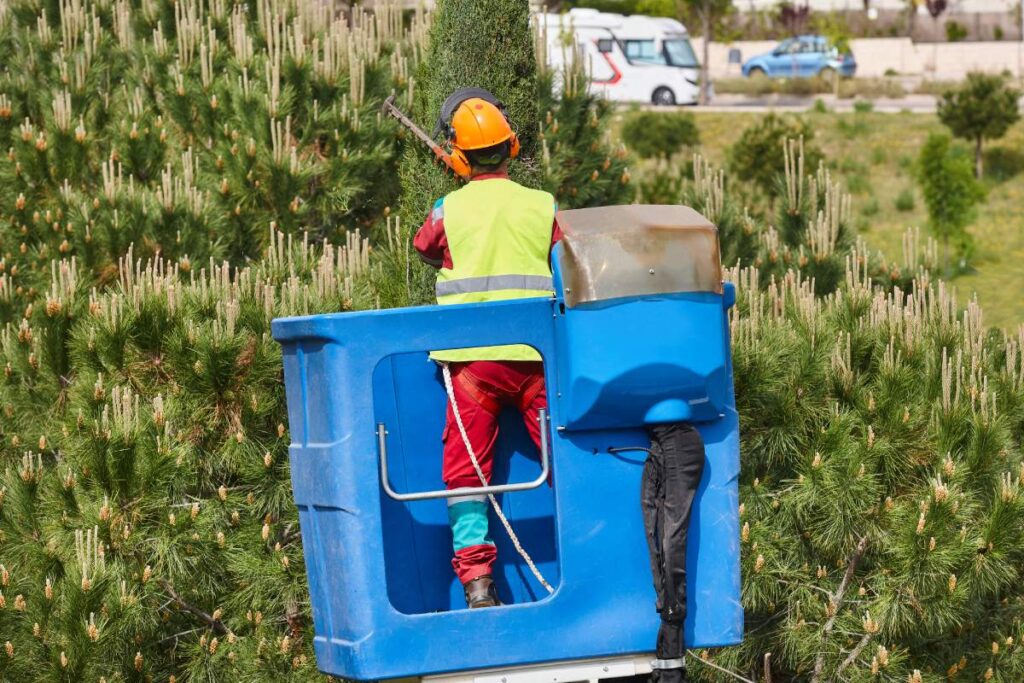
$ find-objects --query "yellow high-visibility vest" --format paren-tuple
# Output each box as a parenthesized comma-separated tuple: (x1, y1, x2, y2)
(432, 177, 556, 363)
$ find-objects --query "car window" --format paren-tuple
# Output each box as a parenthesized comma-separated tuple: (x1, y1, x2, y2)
(799, 40, 818, 53)
(624, 39, 664, 64)
(663, 39, 699, 68)
(622, 40, 655, 62)
(775, 38, 795, 55)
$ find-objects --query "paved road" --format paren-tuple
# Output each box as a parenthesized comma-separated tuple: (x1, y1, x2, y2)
(696, 93, 941, 113)
(673, 92, 1024, 113)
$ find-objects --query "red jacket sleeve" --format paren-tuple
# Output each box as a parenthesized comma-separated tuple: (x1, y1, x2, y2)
(551, 218, 563, 247)
(413, 201, 450, 269)
(549, 217, 563, 267)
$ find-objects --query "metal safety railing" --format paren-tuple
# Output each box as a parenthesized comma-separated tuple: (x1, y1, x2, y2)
(377, 410, 550, 502)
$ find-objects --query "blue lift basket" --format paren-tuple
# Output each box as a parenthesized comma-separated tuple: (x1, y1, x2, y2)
(271, 205, 743, 680)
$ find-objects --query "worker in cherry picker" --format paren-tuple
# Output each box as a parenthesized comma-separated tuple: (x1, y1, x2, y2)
(413, 88, 560, 609)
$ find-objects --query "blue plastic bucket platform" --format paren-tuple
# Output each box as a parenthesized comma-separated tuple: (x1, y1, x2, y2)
(272, 205, 742, 680)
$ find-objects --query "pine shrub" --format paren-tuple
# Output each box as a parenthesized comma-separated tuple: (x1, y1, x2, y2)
(3, 212, 1016, 682)
(853, 99, 875, 114)
(619, 111, 699, 160)
(728, 114, 823, 200)
(637, 161, 687, 205)
(860, 196, 880, 217)
(0, 0, 424, 300)
(535, 33, 632, 209)
(695, 260, 1024, 683)
(0, 229, 379, 681)
(895, 187, 916, 212)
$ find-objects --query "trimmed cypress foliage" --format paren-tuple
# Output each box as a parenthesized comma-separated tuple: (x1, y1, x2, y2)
(398, 0, 541, 238)
(394, 0, 633, 304)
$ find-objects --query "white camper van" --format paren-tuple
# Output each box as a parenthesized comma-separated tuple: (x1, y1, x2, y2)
(536, 8, 702, 106)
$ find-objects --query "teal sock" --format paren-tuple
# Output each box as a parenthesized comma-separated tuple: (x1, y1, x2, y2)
(448, 499, 493, 552)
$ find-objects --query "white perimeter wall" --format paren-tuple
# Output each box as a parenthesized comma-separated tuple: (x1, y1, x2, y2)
(692, 37, 1024, 79)
(732, 0, 1016, 11)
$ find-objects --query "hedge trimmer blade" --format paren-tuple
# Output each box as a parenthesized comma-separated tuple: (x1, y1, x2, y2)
(382, 94, 457, 175)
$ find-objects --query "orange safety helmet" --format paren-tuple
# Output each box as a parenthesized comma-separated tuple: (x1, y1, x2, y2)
(446, 97, 520, 178)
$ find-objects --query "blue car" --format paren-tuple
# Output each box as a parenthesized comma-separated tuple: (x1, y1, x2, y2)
(742, 35, 856, 79)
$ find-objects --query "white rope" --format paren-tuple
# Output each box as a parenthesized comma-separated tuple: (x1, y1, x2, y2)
(441, 363, 554, 594)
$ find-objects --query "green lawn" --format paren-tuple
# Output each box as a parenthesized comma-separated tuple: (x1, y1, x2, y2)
(625, 110, 1024, 331)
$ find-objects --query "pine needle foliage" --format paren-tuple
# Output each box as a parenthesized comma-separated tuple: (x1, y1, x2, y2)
(0, 0, 424, 280)
(684, 146, 932, 297)
(699, 264, 1024, 683)
(534, 18, 632, 209)
(1, 228, 377, 681)
(2, 158, 1021, 682)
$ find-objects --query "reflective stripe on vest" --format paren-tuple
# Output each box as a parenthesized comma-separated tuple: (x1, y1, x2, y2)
(431, 178, 555, 363)
(435, 274, 554, 297)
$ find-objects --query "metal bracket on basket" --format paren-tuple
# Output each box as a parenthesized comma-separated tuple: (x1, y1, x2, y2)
(650, 658, 686, 671)
(378, 409, 550, 502)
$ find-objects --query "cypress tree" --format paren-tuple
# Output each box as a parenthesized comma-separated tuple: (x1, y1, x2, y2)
(398, 0, 541, 239)
(393, 0, 634, 306)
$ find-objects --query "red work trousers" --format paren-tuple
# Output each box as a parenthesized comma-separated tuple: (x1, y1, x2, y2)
(442, 360, 547, 584)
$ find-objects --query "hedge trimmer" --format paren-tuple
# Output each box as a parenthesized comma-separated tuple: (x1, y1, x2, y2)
(381, 94, 457, 175)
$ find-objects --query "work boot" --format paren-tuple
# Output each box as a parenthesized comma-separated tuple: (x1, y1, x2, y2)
(463, 575, 500, 609)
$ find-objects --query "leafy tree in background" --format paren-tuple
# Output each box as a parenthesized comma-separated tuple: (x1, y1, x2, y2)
(776, 1, 813, 35)
(620, 111, 700, 159)
(636, 0, 676, 15)
(938, 72, 1021, 178)
(677, 0, 734, 105)
(917, 132, 984, 271)
(728, 114, 823, 202)
(562, 0, 645, 12)
(812, 12, 852, 96)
